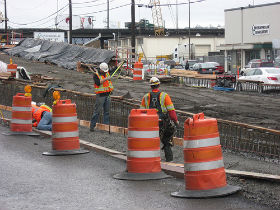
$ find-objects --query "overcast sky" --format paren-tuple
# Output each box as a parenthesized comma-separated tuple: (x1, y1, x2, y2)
(1, 0, 278, 29)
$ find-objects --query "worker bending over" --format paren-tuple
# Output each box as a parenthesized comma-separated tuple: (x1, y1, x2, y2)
(140, 77, 179, 162)
(32, 103, 52, 131)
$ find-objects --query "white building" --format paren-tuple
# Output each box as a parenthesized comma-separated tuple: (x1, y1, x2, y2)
(108, 35, 224, 65)
(217, 2, 280, 73)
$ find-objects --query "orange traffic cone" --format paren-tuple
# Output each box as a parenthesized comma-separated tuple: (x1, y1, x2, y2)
(171, 113, 240, 198)
(43, 99, 89, 156)
(114, 109, 170, 180)
(2, 93, 39, 136)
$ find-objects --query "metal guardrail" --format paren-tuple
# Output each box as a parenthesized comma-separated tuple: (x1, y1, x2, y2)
(0, 82, 280, 163)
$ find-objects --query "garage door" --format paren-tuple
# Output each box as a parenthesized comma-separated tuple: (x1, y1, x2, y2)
(195, 45, 211, 57)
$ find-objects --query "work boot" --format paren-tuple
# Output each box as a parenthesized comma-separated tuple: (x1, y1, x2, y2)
(164, 145, 173, 162)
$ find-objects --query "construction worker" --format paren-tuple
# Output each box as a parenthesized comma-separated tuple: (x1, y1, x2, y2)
(90, 62, 114, 132)
(140, 77, 179, 162)
(31, 103, 52, 131)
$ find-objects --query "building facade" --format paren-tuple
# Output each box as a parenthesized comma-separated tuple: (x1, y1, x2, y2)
(108, 35, 224, 65)
(218, 2, 280, 73)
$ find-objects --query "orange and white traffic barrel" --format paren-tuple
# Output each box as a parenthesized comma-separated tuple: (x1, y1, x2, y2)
(171, 113, 240, 198)
(114, 109, 170, 180)
(2, 93, 38, 136)
(43, 99, 89, 156)
(7, 58, 17, 77)
(133, 61, 143, 81)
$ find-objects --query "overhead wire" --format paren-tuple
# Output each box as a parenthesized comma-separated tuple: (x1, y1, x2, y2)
(73, 0, 116, 9)
(9, 3, 69, 26)
(74, 3, 131, 16)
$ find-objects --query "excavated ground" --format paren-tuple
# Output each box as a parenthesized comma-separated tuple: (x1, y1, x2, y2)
(1, 53, 280, 209)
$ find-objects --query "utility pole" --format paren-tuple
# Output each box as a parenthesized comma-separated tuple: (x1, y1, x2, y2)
(69, 0, 72, 44)
(176, 0, 178, 29)
(4, 0, 7, 33)
(131, 0, 136, 60)
(188, 0, 191, 59)
(107, 0, 109, 29)
(55, 0, 58, 30)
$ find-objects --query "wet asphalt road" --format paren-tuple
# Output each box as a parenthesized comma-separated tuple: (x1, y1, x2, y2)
(0, 126, 273, 210)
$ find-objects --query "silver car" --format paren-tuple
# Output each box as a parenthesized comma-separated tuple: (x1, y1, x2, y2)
(238, 68, 280, 85)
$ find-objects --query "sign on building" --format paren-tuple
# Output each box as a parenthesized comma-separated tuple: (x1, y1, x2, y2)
(34, 32, 65, 42)
(252, 24, 270, 35)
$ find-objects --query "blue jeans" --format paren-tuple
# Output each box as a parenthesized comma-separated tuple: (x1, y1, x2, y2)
(90, 95, 110, 129)
(37, 112, 52, 131)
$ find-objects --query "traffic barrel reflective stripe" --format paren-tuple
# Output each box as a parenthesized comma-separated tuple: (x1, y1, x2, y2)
(127, 150, 160, 158)
(52, 116, 77, 123)
(183, 137, 220, 148)
(133, 62, 143, 81)
(52, 131, 79, 138)
(10, 93, 32, 132)
(11, 119, 32, 125)
(128, 130, 159, 138)
(184, 159, 224, 171)
(12, 106, 31, 112)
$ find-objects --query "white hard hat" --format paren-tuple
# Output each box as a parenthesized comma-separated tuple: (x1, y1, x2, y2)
(99, 62, 109, 72)
(149, 77, 160, 86)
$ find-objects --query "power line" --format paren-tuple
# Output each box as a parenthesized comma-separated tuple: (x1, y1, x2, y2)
(72, 0, 116, 9)
(136, 0, 206, 7)
(74, 3, 131, 16)
(9, 3, 68, 26)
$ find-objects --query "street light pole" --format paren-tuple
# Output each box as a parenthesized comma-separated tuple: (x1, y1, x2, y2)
(188, 0, 191, 60)
(4, 0, 7, 33)
(107, 0, 109, 29)
(131, 0, 136, 60)
(69, 0, 72, 44)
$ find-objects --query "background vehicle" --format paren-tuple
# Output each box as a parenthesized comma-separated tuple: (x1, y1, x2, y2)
(274, 56, 280, 68)
(238, 68, 280, 84)
(187, 60, 197, 70)
(241, 59, 274, 75)
(192, 62, 224, 74)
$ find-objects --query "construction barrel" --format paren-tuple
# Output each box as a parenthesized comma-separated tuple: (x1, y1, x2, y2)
(7, 58, 17, 77)
(171, 112, 241, 198)
(2, 93, 38, 136)
(133, 61, 143, 81)
(114, 109, 170, 180)
(43, 99, 89, 156)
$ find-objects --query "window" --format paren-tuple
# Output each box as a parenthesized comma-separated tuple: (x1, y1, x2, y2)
(254, 69, 262, 75)
(246, 69, 256, 76)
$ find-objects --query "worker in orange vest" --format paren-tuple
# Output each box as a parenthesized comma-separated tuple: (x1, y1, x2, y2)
(140, 77, 179, 162)
(32, 103, 52, 131)
(90, 62, 114, 132)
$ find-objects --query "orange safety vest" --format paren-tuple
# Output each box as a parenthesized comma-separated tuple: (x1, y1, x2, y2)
(140, 90, 175, 113)
(32, 105, 50, 127)
(94, 72, 114, 94)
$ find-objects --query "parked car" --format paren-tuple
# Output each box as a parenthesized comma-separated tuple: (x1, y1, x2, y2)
(192, 62, 224, 74)
(238, 68, 280, 84)
(187, 60, 197, 70)
(240, 59, 274, 75)
(274, 56, 280, 68)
